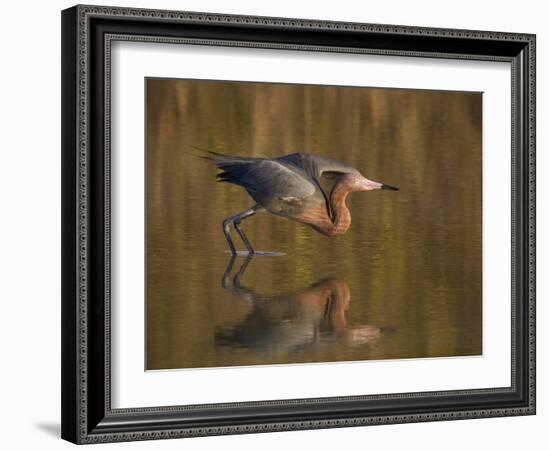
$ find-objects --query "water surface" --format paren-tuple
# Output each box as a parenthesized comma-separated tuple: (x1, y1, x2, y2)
(146, 78, 482, 370)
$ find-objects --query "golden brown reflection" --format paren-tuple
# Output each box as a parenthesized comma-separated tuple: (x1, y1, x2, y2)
(146, 78, 482, 370)
(216, 256, 381, 358)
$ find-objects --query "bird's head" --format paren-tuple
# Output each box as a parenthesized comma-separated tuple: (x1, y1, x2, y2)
(341, 173, 399, 192)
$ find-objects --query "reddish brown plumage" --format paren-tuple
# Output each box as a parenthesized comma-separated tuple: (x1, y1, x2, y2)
(292, 179, 353, 237)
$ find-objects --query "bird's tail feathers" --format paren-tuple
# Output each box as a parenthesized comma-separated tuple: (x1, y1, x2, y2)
(203, 151, 258, 167)
(182, 142, 259, 167)
(182, 143, 263, 187)
(180, 142, 224, 161)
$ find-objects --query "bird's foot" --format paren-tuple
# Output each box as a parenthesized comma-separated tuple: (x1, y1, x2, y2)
(251, 250, 286, 257)
(224, 250, 285, 257)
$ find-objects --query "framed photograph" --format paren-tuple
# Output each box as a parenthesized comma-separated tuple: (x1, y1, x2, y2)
(61, 4, 536, 444)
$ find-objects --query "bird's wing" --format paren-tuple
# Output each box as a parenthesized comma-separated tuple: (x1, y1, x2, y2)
(276, 153, 359, 218)
(215, 158, 317, 202)
(275, 153, 359, 184)
(205, 151, 357, 218)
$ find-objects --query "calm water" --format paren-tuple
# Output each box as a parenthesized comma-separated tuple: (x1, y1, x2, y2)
(146, 78, 482, 370)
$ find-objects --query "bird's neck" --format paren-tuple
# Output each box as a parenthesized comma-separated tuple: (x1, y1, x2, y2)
(324, 182, 352, 236)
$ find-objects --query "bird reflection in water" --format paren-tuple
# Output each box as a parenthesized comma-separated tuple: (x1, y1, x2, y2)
(216, 256, 382, 359)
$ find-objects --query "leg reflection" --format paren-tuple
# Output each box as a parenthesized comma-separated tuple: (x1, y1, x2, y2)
(222, 254, 255, 302)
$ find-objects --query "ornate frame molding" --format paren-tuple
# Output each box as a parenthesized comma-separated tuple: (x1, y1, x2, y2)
(61, 4, 536, 444)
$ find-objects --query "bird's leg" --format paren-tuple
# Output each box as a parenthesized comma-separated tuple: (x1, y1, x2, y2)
(234, 221, 254, 254)
(222, 217, 237, 255)
(233, 205, 263, 255)
(222, 205, 263, 255)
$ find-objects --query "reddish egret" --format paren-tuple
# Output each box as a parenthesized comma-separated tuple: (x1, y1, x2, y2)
(206, 151, 398, 254)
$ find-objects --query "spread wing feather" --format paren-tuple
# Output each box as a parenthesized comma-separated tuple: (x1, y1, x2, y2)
(275, 153, 359, 218)
(205, 152, 316, 204)
(275, 153, 359, 184)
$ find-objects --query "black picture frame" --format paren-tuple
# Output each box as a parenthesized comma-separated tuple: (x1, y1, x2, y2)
(61, 4, 536, 444)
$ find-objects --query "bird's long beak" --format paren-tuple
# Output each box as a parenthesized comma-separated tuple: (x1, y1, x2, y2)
(361, 177, 399, 191)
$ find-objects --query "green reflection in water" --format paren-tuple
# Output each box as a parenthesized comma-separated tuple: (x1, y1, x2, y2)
(146, 78, 482, 370)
